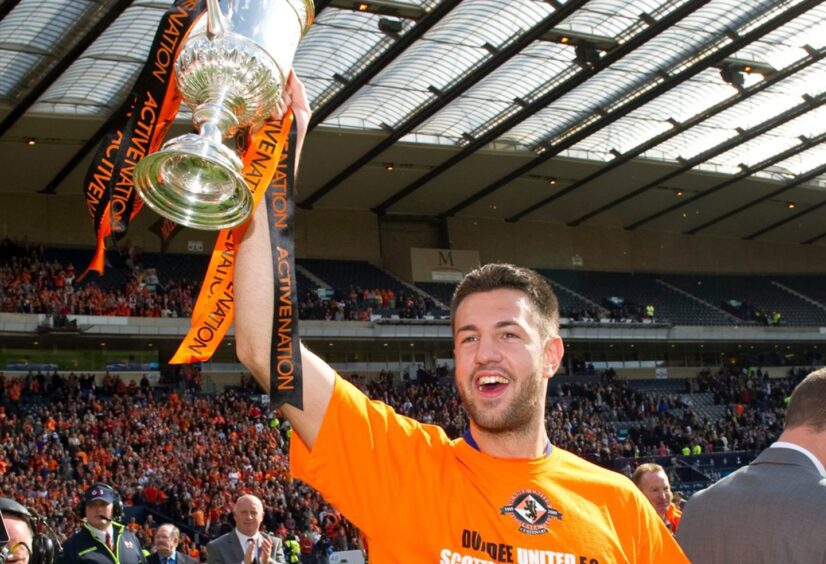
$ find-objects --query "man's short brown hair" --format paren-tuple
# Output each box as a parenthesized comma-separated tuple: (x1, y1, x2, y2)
(784, 368, 826, 432)
(451, 263, 560, 338)
(631, 463, 666, 487)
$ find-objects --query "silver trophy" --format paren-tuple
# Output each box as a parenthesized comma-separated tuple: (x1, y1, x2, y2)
(134, 0, 313, 230)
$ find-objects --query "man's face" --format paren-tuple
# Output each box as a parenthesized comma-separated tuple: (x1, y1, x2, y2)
(639, 470, 672, 518)
(233, 497, 263, 537)
(154, 525, 178, 557)
(453, 288, 562, 434)
(3, 514, 33, 564)
(85, 499, 114, 531)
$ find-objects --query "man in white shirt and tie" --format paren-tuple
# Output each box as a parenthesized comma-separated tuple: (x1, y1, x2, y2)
(206, 495, 284, 564)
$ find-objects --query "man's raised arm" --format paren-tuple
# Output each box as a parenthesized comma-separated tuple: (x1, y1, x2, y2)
(234, 71, 335, 449)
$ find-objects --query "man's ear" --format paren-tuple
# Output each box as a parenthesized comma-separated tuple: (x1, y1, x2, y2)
(543, 336, 564, 378)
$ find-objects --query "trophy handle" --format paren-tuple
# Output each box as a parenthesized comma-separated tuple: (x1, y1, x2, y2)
(206, 0, 232, 40)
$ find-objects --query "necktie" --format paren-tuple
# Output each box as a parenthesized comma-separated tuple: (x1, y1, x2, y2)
(247, 538, 257, 564)
(105, 532, 114, 551)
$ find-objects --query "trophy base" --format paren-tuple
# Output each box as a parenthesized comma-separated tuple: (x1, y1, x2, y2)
(134, 134, 251, 231)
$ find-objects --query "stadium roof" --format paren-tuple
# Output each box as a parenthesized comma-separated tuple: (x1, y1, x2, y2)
(1, 0, 825, 245)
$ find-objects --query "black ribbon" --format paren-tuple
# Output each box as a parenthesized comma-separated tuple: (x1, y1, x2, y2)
(266, 119, 302, 408)
(81, 0, 205, 274)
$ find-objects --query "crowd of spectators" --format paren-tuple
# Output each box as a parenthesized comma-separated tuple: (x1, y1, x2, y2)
(0, 239, 198, 319)
(1, 239, 444, 323)
(299, 285, 438, 321)
(0, 239, 803, 329)
(549, 366, 801, 468)
(0, 370, 361, 562)
(0, 362, 809, 561)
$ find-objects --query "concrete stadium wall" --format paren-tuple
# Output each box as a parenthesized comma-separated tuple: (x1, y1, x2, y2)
(447, 217, 826, 274)
(0, 192, 219, 254)
(2, 192, 824, 275)
(611, 367, 794, 380)
(0, 194, 382, 261)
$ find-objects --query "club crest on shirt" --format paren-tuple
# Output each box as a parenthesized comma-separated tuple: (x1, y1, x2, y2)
(500, 490, 562, 535)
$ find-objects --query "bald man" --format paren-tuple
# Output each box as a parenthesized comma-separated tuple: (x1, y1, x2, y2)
(206, 496, 284, 564)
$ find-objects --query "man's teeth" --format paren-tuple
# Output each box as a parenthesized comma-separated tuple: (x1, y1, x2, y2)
(478, 375, 508, 387)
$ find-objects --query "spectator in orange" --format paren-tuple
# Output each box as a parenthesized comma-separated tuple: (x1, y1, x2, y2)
(632, 463, 681, 533)
(191, 503, 206, 533)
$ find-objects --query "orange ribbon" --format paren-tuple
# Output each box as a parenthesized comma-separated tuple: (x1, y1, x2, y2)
(170, 112, 294, 364)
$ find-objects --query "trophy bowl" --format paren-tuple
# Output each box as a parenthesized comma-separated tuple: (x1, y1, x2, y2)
(134, 0, 313, 230)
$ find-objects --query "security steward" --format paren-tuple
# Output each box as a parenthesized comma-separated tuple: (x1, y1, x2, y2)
(0, 496, 57, 564)
(58, 484, 146, 564)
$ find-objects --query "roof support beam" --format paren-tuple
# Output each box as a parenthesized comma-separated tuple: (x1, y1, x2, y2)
(626, 130, 826, 230)
(0, 0, 133, 138)
(0, 0, 22, 23)
(507, 47, 825, 222)
(39, 111, 121, 195)
(744, 197, 826, 240)
(802, 231, 826, 245)
(308, 0, 461, 130)
(442, 0, 821, 217)
(685, 161, 826, 235)
(326, 0, 427, 19)
(567, 93, 826, 226)
(299, 0, 589, 208)
(374, 0, 712, 215)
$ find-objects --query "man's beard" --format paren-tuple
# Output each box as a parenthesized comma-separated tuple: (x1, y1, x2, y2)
(458, 367, 542, 435)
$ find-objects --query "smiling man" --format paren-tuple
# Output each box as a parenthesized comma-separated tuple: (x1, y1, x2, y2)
(237, 187, 689, 564)
(148, 524, 197, 564)
(59, 484, 145, 564)
(206, 495, 284, 564)
(632, 463, 681, 533)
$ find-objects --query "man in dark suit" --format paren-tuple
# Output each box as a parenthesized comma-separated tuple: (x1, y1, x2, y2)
(678, 368, 826, 563)
(147, 524, 197, 564)
(59, 483, 146, 564)
(206, 496, 284, 564)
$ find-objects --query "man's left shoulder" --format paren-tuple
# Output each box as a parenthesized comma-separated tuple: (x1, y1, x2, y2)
(263, 532, 282, 544)
(553, 448, 635, 488)
(206, 532, 232, 547)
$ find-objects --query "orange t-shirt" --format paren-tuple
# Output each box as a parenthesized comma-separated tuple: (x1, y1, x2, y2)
(665, 503, 682, 533)
(292, 376, 688, 563)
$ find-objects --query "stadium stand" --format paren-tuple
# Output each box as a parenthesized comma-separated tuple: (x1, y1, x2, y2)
(541, 270, 737, 325)
(414, 282, 454, 308)
(7, 242, 826, 328)
(0, 362, 807, 561)
(661, 274, 826, 327)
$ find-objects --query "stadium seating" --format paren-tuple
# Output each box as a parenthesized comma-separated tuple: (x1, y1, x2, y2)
(5, 242, 826, 326)
(661, 274, 826, 326)
(541, 269, 735, 325)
